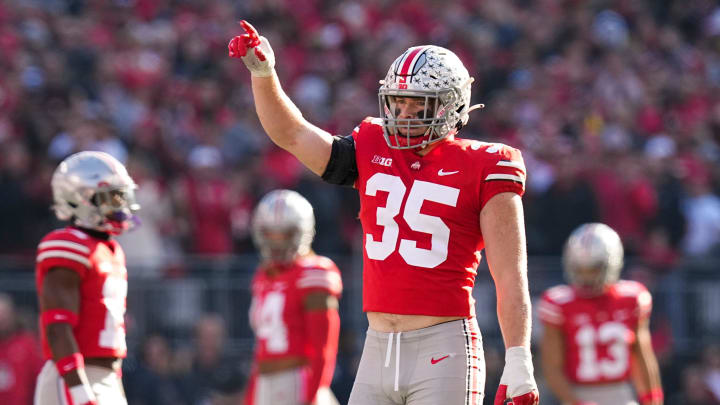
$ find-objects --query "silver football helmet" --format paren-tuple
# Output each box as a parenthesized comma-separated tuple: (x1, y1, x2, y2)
(51, 151, 139, 235)
(378, 45, 483, 149)
(251, 190, 315, 263)
(563, 223, 624, 293)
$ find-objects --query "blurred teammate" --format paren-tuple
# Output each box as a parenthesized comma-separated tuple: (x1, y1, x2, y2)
(246, 190, 342, 405)
(539, 223, 663, 405)
(34, 151, 139, 405)
(229, 21, 538, 405)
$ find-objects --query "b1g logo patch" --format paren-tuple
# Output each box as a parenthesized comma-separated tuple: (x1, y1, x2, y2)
(372, 155, 393, 167)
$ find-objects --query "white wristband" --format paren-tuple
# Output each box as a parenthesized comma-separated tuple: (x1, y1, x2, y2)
(500, 346, 537, 397)
(505, 346, 533, 364)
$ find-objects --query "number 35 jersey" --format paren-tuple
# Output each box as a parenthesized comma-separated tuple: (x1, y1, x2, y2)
(352, 118, 526, 317)
(35, 227, 128, 360)
(249, 255, 342, 362)
(538, 280, 653, 384)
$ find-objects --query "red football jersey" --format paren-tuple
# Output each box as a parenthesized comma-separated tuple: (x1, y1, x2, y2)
(249, 255, 342, 362)
(538, 280, 653, 384)
(35, 227, 128, 360)
(352, 118, 526, 317)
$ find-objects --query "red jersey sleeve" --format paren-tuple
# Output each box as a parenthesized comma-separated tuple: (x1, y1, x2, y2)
(479, 143, 526, 209)
(36, 229, 93, 279)
(295, 257, 343, 298)
(616, 280, 652, 320)
(538, 292, 564, 326)
(538, 285, 575, 326)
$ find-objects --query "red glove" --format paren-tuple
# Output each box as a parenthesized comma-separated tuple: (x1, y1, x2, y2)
(228, 20, 275, 77)
(494, 384, 539, 405)
(493, 347, 539, 405)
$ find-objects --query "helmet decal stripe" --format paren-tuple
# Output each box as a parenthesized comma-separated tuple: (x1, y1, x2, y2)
(397, 46, 429, 85)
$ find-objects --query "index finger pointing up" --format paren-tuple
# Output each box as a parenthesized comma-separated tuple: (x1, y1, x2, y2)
(240, 20, 259, 38)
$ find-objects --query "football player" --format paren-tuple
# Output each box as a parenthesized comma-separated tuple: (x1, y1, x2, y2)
(246, 190, 342, 405)
(229, 21, 538, 405)
(34, 151, 139, 405)
(539, 223, 663, 405)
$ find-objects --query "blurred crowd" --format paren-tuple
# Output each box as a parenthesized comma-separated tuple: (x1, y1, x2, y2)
(2, 0, 720, 266)
(2, 0, 720, 403)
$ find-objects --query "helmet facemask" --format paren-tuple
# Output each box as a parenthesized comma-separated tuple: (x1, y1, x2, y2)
(90, 186, 140, 234)
(254, 226, 310, 263)
(379, 84, 470, 149)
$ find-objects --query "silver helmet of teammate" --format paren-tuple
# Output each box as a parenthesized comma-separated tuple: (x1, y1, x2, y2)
(251, 189, 315, 263)
(51, 151, 139, 235)
(563, 223, 624, 292)
(378, 45, 481, 149)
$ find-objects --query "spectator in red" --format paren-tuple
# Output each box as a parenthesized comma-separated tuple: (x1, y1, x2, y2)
(0, 294, 43, 405)
(173, 146, 234, 255)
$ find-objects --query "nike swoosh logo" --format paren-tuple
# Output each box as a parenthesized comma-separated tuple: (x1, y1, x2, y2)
(438, 169, 459, 176)
(430, 355, 450, 364)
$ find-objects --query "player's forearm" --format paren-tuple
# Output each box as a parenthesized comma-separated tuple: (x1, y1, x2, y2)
(251, 74, 308, 150)
(495, 274, 532, 348)
(631, 345, 663, 404)
(47, 323, 85, 387)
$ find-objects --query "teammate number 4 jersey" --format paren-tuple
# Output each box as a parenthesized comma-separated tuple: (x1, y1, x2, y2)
(35, 227, 128, 360)
(538, 280, 653, 384)
(352, 118, 526, 317)
(249, 255, 342, 362)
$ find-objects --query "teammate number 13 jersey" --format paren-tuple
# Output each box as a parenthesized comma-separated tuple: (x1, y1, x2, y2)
(538, 281, 653, 384)
(352, 118, 526, 317)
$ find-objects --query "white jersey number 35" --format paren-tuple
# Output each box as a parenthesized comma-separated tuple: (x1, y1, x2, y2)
(364, 173, 460, 268)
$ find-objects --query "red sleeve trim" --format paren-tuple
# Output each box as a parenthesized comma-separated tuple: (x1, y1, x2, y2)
(297, 269, 343, 296)
(479, 182, 525, 211)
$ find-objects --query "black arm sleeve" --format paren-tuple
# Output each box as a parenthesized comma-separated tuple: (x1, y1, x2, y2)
(321, 135, 358, 187)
